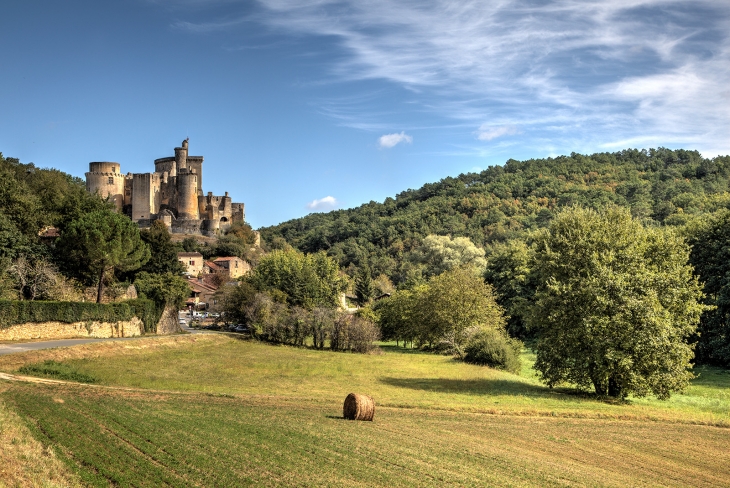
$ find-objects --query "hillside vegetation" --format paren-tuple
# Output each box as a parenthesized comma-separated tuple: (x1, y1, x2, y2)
(261, 148, 730, 281)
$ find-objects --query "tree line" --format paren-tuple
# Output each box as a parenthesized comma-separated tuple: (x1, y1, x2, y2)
(261, 148, 730, 370)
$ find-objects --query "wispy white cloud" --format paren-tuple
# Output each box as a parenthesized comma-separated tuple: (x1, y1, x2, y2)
(476, 125, 519, 141)
(176, 0, 730, 155)
(254, 0, 730, 153)
(306, 195, 338, 211)
(378, 131, 413, 148)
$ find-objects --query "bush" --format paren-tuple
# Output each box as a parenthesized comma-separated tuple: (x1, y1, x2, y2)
(331, 314, 380, 353)
(126, 298, 160, 334)
(463, 328, 522, 373)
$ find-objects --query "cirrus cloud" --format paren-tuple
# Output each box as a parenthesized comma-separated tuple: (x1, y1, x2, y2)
(379, 131, 413, 148)
(176, 0, 730, 156)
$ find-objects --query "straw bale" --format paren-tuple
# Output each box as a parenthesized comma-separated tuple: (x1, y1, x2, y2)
(343, 393, 375, 421)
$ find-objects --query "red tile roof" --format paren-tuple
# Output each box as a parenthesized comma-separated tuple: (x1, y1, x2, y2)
(205, 261, 224, 271)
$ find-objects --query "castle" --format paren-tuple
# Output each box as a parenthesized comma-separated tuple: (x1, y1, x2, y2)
(85, 139, 245, 236)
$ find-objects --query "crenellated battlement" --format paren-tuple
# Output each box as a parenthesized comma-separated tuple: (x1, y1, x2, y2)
(85, 138, 244, 236)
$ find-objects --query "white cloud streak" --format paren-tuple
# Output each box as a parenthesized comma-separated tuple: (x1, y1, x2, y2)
(306, 195, 338, 211)
(379, 131, 413, 148)
(179, 0, 730, 155)
(476, 125, 519, 141)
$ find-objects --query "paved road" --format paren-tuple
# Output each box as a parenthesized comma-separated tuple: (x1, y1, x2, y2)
(0, 336, 145, 356)
(0, 314, 205, 356)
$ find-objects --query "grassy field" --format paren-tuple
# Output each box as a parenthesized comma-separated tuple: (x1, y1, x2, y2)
(0, 334, 729, 486)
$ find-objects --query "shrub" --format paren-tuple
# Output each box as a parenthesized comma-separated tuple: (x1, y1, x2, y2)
(126, 298, 160, 334)
(463, 328, 522, 373)
(331, 314, 380, 353)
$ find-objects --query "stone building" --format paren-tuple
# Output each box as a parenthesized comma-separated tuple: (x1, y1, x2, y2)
(85, 139, 245, 236)
(177, 252, 204, 276)
(211, 256, 250, 279)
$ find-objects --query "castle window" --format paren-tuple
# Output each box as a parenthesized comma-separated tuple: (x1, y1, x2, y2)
(189, 260, 195, 265)
(108, 177, 114, 184)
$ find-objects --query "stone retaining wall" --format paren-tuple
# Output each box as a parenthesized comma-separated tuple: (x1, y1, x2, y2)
(0, 318, 144, 342)
(155, 306, 182, 335)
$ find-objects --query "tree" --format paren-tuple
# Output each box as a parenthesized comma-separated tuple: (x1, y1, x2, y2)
(9, 256, 59, 300)
(419, 266, 505, 357)
(373, 286, 422, 347)
(687, 209, 730, 366)
(528, 207, 706, 399)
(137, 221, 186, 276)
(354, 265, 375, 305)
(413, 235, 487, 278)
(484, 239, 534, 338)
(247, 249, 346, 309)
(134, 271, 189, 310)
(56, 210, 150, 303)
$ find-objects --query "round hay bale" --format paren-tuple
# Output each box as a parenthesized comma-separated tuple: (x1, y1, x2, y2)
(343, 393, 375, 421)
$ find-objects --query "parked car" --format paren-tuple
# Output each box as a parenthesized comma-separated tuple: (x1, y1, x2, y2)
(178, 319, 187, 325)
(234, 325, 249, 333)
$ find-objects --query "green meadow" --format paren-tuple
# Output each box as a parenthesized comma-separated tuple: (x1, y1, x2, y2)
(1, 334, 729, 486)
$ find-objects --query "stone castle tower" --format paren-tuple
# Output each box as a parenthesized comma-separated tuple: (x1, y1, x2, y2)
(86, 139, 245, 236)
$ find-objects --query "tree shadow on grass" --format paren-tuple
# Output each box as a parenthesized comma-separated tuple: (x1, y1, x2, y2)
(379, 376, 595, 402)
(378, 344, 444, 356)
(688, 365, 730, 388)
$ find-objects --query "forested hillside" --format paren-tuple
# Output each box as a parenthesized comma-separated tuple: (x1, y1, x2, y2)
(0, 152, 110, 264)
(261, 148, 730, 283)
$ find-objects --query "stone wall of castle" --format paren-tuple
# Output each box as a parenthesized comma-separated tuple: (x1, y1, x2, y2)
(85, 139, 245, 236)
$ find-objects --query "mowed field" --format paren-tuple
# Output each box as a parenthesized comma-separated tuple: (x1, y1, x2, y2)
(0, 334, 729, 487)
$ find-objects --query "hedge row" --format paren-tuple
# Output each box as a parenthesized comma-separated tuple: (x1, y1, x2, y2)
(126, 299, 161, 334)
(0, 299, 159, 333)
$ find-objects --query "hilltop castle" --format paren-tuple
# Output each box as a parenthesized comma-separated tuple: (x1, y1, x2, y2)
(85, 139, 245, 236)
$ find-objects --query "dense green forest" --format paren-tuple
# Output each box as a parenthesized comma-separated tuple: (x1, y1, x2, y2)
(261, 148, 730, 368)
(261, 148, 730, 282)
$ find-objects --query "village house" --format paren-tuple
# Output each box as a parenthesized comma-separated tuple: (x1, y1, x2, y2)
(211, 256, 250, 279)
(185, 276, 218, 310)
(178, 252, 204, 276)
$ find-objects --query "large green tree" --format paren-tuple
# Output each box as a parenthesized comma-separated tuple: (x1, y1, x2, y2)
(528, 207, 706, 399)
(419, 266, 505, 357)
(483, 239, 534, 339)
(57, 210, 150, 302)
(247, 249, 346, 310)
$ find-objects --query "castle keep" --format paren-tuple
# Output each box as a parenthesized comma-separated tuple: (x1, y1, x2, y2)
(85, 139, 244, 236)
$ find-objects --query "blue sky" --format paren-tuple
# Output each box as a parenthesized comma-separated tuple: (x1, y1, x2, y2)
(2, 1, 729, 228)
